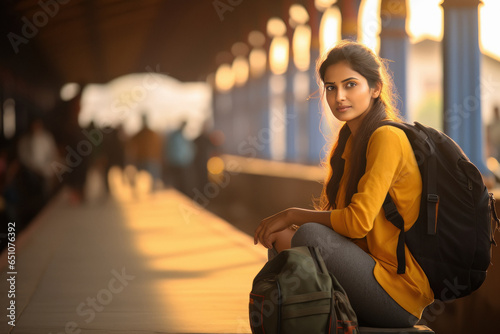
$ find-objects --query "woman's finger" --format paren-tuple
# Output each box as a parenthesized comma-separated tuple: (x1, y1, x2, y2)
(253, 223, 262, 245)
(257, 222, 269, 247)
(264, 232, 277, 249)
(254, 222, 266, 246)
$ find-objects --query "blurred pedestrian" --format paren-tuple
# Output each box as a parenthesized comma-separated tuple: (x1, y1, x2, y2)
(193, 121, 214, 191)
(165, 120, 195, 196)
(128, 114, 163, 190)
(17, 118, 58, 198)
(101, 125, 126, 192)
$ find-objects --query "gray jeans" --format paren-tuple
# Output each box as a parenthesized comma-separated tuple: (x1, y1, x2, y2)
(269, 223, 419, 328)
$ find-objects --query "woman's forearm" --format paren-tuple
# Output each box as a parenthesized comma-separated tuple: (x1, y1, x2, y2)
(289, 208, 332, 228)
(254, 207, 333, 248)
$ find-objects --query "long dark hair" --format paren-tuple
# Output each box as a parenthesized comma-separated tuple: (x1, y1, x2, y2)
(317, 41, 402, 210)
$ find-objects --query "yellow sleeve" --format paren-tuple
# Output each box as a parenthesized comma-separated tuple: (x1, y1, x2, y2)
(330, 126, 406, 238)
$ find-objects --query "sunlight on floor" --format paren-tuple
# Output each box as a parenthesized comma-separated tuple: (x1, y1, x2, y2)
(104, 166, 266, 333)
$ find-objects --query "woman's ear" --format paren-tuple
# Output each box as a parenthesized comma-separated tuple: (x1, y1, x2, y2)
(372, 82, 382, 98)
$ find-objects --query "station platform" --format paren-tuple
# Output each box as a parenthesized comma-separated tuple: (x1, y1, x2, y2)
(2, 165, 500, 333)
(0, 175, 266, 333)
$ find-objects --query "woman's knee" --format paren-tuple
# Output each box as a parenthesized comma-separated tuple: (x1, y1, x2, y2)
(291, 223, 338, 248)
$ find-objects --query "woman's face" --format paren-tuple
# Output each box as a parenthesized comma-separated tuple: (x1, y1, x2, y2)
(323, 61, 380, 134)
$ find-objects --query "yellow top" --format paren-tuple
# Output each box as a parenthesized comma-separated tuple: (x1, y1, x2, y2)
(330, 125, 434, 318)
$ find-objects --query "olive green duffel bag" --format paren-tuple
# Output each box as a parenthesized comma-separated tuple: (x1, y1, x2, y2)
(249, 246, 359, 334)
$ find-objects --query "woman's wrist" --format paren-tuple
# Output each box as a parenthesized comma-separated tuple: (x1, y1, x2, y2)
(288, 208, 332, 229)
(286, 207, 302, 226)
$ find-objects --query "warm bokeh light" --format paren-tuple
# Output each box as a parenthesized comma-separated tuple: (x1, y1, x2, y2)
(293, 24, 312, 71)
(320, 6, 342, 54)
(487, 156, 499, 172)
(315, 0, 338, 12)
(289, 4, 310, 26)
(232, 56, 250, 87)
(249, 48, 267, 79)
(480, 0, 500, 60)
(359, 0, 380, 53)
(267, 17, 287, 37)
(215, 63, 235, 92)
(60, 82, 81, 101)
(269, 36, 290, 75)
(407, 0, 442, 43)
(207, 156, 225, 175)
(248, 30, 266, 47)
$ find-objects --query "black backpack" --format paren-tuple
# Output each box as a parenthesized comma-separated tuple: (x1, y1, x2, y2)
(249, 246, 359, 334)
(381, 121, 500, 301)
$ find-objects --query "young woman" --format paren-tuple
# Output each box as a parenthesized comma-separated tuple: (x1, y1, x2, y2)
(253, 41, 434, 327)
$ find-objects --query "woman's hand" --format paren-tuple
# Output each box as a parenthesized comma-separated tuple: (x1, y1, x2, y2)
(254, 208, 297, 249)
(254, 208, 333, 249)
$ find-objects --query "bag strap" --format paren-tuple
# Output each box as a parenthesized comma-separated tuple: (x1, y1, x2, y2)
(383, 164, 439, 276)
(426, 153, 439, 235)
(383, 195, 406, 274)
(329, 282, 336, 334)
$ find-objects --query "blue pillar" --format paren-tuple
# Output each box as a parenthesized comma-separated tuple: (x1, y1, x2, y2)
(442, 0, 488, 174)
(285, 63, 297, 162)
(245, 74, 269, 158)
(293, 70, 311, 164)
(255, 72, 271, 159)
(379, 0, 409, 119)
(231, 84, 249, 155)
(213, 90, 232, 153)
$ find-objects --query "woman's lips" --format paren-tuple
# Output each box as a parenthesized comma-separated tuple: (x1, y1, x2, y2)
(337, 106, 351, 112)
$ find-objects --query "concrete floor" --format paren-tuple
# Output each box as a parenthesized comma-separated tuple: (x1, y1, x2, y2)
(0, 171, 266, 333)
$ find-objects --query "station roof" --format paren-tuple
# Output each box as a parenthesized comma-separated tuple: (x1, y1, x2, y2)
(0, 0, 290, 86)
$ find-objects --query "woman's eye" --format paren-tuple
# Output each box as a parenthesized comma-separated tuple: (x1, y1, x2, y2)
(346, 81, 357, 88)
(326, 85, 336, 91)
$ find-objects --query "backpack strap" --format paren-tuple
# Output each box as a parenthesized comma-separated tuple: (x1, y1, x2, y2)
(426, 147, 439, 235)
(383, 154, 439, 275)
(383, 194, 406, 274)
